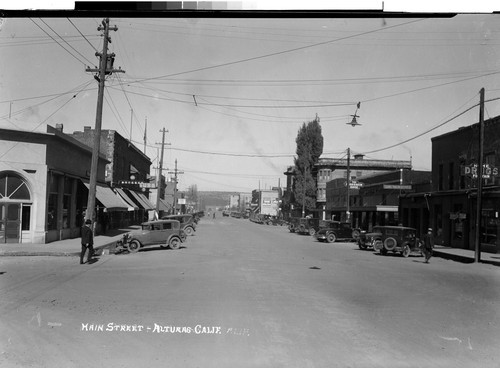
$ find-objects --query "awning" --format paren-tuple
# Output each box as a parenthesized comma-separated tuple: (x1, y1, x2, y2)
(82, 181, 128, 211)
(158, 198, 172, 212)
(115, 188, 139, 211)
(129, 190, 155, 210)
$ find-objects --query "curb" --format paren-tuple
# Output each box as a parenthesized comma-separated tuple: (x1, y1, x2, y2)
(0, 243, 115, 257)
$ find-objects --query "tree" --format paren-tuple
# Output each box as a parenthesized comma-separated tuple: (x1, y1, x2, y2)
(186, 184, 198, 210)
(292, 115, 323, 216)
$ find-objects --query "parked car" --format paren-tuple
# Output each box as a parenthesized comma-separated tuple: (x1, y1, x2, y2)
(162, 214, 196, 236)
(357, 228, 383, 250)
(192, 211, 204, 223)
(222, 210, 230, 217)
(115, 219, 186, 253)
(315, 221, 361, 243)
(359, 225, 422, 257)
(287, 217, 301, 232)
(296, 217, 322, 236)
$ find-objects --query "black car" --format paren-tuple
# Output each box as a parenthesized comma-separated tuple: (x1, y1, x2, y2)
(161, 214, 196, 236)
(315, 221, 361, 243)
(296, 217, 322, 236)
(358, 226, 422, 257)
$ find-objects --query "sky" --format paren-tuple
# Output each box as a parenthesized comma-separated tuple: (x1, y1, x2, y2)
(1, 2, 500, 192)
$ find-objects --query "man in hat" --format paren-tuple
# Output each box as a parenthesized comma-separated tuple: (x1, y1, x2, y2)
(80, 219, 94, 264)
(422, 228, 435, 263)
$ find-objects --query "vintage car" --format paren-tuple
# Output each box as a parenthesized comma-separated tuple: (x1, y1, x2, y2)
(296, 217, 322, 235)
(315, 221, 361, 243)
(162, 214, 196, 236)
(288, 217, 301, 232)
(358, 225, 422, 257)
(115, 219, 186, 253)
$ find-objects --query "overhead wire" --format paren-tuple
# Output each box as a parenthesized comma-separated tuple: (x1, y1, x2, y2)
(361, 95, 500, 156)
(0, 83, 90, 161)
(123, 18, 427, 85)
(67, 17, 100, 54)
(37, 18, 96, 66)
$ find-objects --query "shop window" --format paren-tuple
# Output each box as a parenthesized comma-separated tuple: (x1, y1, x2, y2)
(452, 204, 463, 240)
(63, 177, 73, 228)
(48, 173, 60, 231)
(22, 205, 31, 231)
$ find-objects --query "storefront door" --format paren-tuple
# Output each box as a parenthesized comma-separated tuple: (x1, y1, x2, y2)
(0, 203, 21, 243)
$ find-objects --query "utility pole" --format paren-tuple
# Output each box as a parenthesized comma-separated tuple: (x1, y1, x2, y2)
(143, 117, 147, 154)
(169, 159, 184, 214)
(84, 18, 124, 222)
(155, 128, 168, 219)
(474, 88, 485, 263)
(129, 108, 133, 142)
(346, 147, 351, 223)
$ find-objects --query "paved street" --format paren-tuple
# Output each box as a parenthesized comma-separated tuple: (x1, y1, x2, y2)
(1, 217, 499, 368)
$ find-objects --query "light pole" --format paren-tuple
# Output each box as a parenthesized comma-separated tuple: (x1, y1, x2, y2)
(345, 102, 361, 224)
(346, 147, 351, 223)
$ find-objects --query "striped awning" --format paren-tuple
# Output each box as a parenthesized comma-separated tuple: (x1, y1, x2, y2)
(82, 181, 128, 211)
(115, 188, 139, 211)
(129, 190, 155, 210)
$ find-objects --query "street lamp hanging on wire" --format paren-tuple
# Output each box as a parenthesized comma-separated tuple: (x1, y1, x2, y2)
(347, 102, 362, 127)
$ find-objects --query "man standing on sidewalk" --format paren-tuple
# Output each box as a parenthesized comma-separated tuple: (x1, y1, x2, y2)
(423, 228, 435, 263)
(80, 219, 94, 264)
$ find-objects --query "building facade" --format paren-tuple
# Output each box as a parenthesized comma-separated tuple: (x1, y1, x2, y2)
(401, 115, 500, 253)
(70, 127, 154, 228)
(326, 169, 431, 231)
(0, 125, 122, 244)
(315, 154, 412, 220)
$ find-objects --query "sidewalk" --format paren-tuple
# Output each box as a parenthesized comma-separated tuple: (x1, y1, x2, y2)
(432, 245, 500, 267)
(0, 227, 139, 257)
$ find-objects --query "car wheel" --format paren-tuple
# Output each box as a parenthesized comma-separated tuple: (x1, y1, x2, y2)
(184, 226, 194, 236)
(169, 237, 181, 250)
(402, 244, 410, 258)
(384, 237, 397, 251)
(351, 229, 361, 240)
(326, 233, 336, 243)
(309, 228, 316, 236)
(127, 240, 141, 253)
(358, 240, 367, 250)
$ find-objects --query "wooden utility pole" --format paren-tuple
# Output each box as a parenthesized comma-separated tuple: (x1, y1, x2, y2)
(169, 159, 184, 214)
(155, 128, 168, 219)
(474, 88, 485, 263)
(346, 147, 351, 223)
(84, 18, 123, 222)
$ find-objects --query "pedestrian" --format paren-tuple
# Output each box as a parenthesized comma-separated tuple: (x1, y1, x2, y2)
(80, 219, 94, 264)
(213, 212, 216, 219)
(422, 228, 434, 263)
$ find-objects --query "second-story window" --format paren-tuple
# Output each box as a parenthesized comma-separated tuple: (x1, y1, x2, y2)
(448, 162, 454, 190)
(438, 164, 444, 191)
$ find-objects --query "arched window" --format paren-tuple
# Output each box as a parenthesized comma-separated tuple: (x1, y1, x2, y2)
(0, 172, 31, 201)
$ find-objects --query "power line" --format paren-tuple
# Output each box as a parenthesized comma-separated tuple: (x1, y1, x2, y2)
(361, 96, 500, 156)
(67, 17, 99, 54)
(124, 19, 426, 85)
(0, 86, 87, 161)
(37, 18, 96, 66)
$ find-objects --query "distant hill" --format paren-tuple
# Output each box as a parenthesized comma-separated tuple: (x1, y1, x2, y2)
(197, 191, 239, 208)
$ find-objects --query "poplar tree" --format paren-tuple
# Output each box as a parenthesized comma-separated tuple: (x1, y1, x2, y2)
(292, 114, 323, 216)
